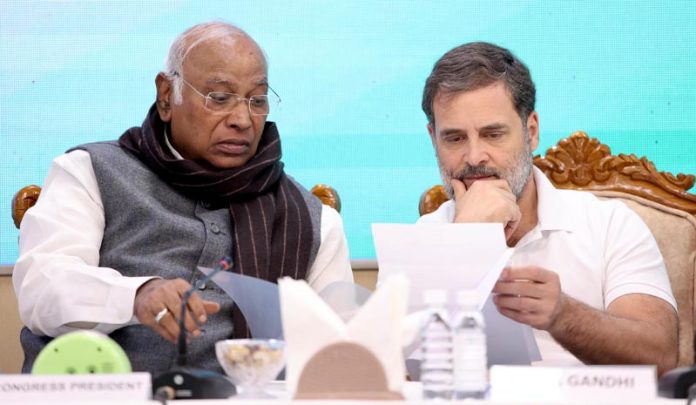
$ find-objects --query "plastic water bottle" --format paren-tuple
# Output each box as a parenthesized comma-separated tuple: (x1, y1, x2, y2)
(420, 289, 453, 400)
(452, 290, 488, 399)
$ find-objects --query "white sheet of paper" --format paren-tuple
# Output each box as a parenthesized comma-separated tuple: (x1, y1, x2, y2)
(372, 222, 513, 310)
(198, 266, 283, 339)
(372, 222, 541, 367)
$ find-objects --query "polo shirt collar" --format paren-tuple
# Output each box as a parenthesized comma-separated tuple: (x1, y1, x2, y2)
(533, 166, 575, 232)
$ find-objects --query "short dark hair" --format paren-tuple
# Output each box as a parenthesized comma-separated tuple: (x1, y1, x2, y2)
(422, 42, 536, 125)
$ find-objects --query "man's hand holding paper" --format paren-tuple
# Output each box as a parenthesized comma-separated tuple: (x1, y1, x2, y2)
(492, 266, 564, 331)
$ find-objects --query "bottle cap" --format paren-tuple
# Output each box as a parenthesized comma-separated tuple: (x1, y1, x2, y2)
(456, 290, 479, 309)
(422, 289, 448, 305)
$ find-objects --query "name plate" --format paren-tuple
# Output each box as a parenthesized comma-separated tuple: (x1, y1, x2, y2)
(0, 373, 151, 401)
(490, 365, 656, 401)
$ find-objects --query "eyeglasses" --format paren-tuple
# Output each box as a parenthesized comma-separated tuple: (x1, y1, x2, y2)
(176, 75, 281, 116)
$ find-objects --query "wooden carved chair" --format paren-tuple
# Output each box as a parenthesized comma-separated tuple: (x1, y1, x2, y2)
(12, 184, 341, 229)
(419, 131, 696, 367)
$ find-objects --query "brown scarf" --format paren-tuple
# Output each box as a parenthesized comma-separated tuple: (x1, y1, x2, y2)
(119, 104, 314, 337)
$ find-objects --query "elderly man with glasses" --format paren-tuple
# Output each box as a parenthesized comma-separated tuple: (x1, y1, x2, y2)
(14, 21, 353, 375)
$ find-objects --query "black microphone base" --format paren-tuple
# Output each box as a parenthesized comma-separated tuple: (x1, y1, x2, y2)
(152, 367, 236, 399)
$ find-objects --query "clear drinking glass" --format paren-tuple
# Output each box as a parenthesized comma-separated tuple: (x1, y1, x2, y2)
(215, 339, 286, 398)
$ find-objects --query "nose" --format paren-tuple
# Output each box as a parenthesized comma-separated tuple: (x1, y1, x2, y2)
(465, 137, 489, 167)
(223, 98, 253, 130)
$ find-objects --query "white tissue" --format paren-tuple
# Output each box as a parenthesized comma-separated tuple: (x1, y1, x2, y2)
(279, 275, 409, 393)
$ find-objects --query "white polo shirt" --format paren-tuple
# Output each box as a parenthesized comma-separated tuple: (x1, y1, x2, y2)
(419, 167, 676, 365)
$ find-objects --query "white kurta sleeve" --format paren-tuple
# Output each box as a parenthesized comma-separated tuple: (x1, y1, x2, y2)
(305, 205, 354, 292)
(13, 150, 155, 337)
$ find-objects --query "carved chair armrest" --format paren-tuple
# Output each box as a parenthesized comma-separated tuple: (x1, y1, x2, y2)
(12, 185, 42, 229)
(311, 184, 341, 213)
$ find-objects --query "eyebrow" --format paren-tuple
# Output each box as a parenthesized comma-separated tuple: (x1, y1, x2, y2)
(437, 122, 511, 138)
(206, 77, 268, 87)
(479, 123, 510, 132)
(438, 128, 466, 137)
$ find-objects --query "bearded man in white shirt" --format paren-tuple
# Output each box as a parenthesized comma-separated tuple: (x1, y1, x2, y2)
(14, 21, 353, 374)
(419, 42, 678, 375)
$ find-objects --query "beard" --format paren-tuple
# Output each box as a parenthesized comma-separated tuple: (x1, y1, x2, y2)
(438, 131, 533, 201)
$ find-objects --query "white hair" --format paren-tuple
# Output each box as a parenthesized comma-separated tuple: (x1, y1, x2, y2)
(163, 21, 267, 104)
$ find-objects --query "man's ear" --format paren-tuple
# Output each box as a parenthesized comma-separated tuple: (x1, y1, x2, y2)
(155, 73, 173, 122)
(526, 111, 540, 152)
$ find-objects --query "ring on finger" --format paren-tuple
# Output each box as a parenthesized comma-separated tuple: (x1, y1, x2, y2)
(155, 307, 169, 323)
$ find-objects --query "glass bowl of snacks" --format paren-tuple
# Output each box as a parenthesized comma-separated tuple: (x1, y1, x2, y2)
(215, 339, 286, 397)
